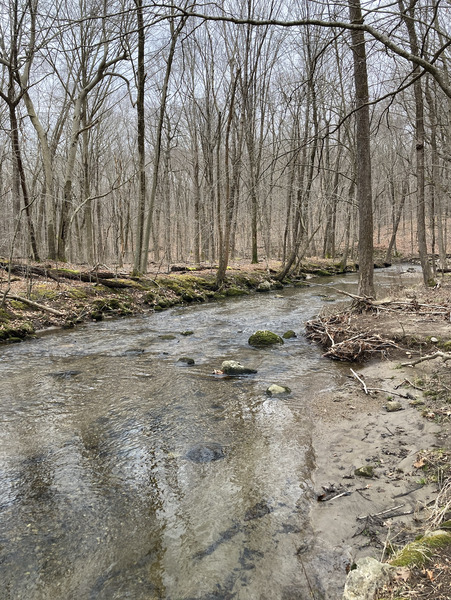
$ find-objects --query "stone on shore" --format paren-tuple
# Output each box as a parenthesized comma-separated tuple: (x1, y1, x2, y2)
(342, 556, 394, 600)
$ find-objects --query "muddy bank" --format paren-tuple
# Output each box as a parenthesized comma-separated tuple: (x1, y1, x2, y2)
(305, 284, 451, 599)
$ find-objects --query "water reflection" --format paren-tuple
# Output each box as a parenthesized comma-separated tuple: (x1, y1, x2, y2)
(0, 267, 419, 599)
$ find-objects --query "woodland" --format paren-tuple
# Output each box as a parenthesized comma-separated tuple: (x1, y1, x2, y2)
(1, 0, 451, 295)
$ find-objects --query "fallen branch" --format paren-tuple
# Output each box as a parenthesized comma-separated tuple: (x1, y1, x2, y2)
(6, 294, 65, 317)
(357, 504, 405, 521)
(401, 351, 451, 367)
(351, 368, 368, 394)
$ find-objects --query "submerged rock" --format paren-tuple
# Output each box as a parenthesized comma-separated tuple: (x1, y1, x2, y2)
(178, 356, 195, 365)
(47, 370, 81, 379)
(185, 443, 225, 463)
(244, 500, 272, 521)
(342, 556, 394, 600)
(266, 384, 291, 396)
(248, 330, 284, 347)
(221, 360, 257, 375)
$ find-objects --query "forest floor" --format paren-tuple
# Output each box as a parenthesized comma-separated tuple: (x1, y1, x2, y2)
(1, 256, 450, 598)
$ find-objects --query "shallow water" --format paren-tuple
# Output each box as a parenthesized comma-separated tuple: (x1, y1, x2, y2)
(0, 266, 420, 599)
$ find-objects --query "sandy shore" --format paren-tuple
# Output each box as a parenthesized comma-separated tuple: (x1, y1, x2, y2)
(304, 358, 448, 599)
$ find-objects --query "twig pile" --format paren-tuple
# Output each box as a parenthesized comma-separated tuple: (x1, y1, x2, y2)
(305, 312, 399, 361)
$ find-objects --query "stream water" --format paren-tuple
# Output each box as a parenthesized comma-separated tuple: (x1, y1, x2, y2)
(0, 266, 419, 600)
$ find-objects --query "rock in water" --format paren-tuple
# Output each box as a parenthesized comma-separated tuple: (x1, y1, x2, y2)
(178, 356, 195, 365)
(221, 360, 257, 375)
(248, 330, 284, 347)
(282, 330, 297, 339)
(185, 443, 225, 463)
(266, 384, 291, 396)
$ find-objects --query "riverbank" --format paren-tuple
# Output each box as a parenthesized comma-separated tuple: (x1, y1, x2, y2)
(306, 280, 451, 599)
(0, 258, 356, 344)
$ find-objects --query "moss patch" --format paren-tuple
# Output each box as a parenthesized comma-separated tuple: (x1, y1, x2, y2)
(390, 531, 451, 568)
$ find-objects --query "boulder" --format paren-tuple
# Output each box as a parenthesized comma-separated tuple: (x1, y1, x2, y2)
(342, 556, 394, 600)
(256, 280, 272, 292)
(221, 360, 257, 375)
(248, 330, 284, 347)
(266, 384, 291, 396)
(185, 443, 225, 463)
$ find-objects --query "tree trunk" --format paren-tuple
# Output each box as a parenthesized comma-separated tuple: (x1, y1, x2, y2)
(348, 0, 374, 297)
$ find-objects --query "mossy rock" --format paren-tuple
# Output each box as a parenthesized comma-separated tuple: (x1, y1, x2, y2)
(248, 330, 284, 347)
(390, 531, 451, 567)
(283, 330, 297, 339)
(181, 331, 194, 336)
(355, 465, 375, 478)
(159, 334, 177, 340)
(225, 287, 248, 297)
(440, 340, 451, 351)
(0, 321, 35, 342)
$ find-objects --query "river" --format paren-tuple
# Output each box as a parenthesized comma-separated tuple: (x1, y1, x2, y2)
(0, 266, 418, 600)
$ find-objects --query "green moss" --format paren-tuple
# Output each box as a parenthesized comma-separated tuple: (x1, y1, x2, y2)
(390, 531, 451, 567)
(58, 268, 80, 275)
(67, 288, 88, 300)
(143, 291, 158, 304)
(440, 340, 451, 351)
(0, 321, 35, 342)
(248, 330, 284, 347)
(283, 330, 297, 339)
(225, 287, 248, 297)
(9, 299, 29, 310)
(31, 286, 58, 301)
(0, 308, 13, 323)
(355, 465, 375, 478)
(90, 297, 133, 316)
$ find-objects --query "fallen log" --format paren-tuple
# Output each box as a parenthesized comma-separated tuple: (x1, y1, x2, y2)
(6, 293, 65, 316)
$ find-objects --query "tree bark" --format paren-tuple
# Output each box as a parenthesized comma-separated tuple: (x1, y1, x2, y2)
(348, 0, 374, 297)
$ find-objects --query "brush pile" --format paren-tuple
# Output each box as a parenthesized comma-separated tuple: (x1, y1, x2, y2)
(305, 311, 399, 362)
